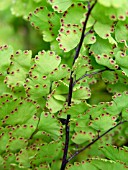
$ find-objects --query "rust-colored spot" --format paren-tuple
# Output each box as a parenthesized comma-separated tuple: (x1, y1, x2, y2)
(62, 64, 66, 68)
(16, 51, 20, 55)
(40, 6, 44, 10)
(111, 15, 116, 19)
(43, 84, 47, 88)
(42, 75, 47, 79)
(56, 56, 60, 60)
(35, 56, 39, 60)
(119, 15, 124, 19)
(35, 84, 39, 88)
(54, 6, 58, 9)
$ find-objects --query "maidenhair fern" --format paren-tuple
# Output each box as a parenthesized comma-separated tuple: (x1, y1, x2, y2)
(0, 0, 128, 170)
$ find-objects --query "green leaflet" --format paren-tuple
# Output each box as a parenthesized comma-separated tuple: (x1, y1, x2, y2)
(51, 160, 62, 170)
(57, 2, 96, 51)
(105, 101, 121, 115)
(58, 101, 90, 118)
(46, 96, 64, 113)
(112, 91, 128, 113)
(73, 53, 93, 80)
(32, 131, 53, 143)
(102, 70, 118, 83)
(71, 128, 96, 144)
(66, 161, 97, 170)
(87, 103, 106, 118)
(0, 155, 4, 166)
(90, 158, 127, 170)
(6, 50, 32, 93)
(87, 101, 120, 117)
(90, 36, 113, 55)
(115, 51, 128, 69)
(46, 78, 91, 113)
(0, 127, 10, 154)
(89, 113, 117, 132)
(6, 137, 28, 153)
(121, 67, 128, 77)
(94, 22, 113, 40)
(92, 3, 112, 24)
(29, 50, 61, 74)
(102, 70, 128, 93)
(57, 24, 81, 52)
(0, 153, 19, 170)
(107, 69, 128, 85)
(0, 45, 13, 76)
(0, 94, 19, 122)
(46, 80, 68, 113)
(49, 64, 70, 81)
(53, 94, 66, 101)
(0, 75, 11, 96)
(94, 53, 118, 70)
(74, 114, 91, 131)
(38, 112, 62, 140)
(10, 116, 39, 139)
(99, 145, 128, 166)
(61, 3, 86, 25)
(52, 80, 69, 95)
(15, 149, 31, 168)
(66, 159, 127, 170)
(25, 50, 69, 108)
(47, 0, 73, 13)
(47, 0, 86, 13)
(85, 103, 120, 131)
(0, 95, 38, 126)
(107, 83, 128, 93)
(72, 86, 91, 100)
(84, 31, 96, 45)
(33, 141, 62, 165)
(28, 6, 60, 42)
(112, 122, 128, 146)
(115, 19, 128, 45)
(11, 0, 43, 19)
(122, 107, 128, 120)
(105, 7, 128, 22)
(92, 2, 128, 23)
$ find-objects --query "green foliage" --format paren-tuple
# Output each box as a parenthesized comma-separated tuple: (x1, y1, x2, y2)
(66, 158, 127, 170)
(0, 0, 128, 169)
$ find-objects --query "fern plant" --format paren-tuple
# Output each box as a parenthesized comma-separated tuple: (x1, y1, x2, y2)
(0, 0, 128, 170)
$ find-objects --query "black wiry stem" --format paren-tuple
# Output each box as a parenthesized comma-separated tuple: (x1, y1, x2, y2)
(72, 0, 97, 65)
(73, 68, 106, 86)
(67, 121, 127, 163)
(60, 115, 70, 170)
(60, 1, 97, 170)
(67, 0, 97, 106)
(67, 73, 74, 106)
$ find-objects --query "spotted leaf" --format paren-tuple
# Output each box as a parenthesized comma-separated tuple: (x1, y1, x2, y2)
(38, 112, 62, 140)
(28, 6, 60, 41)
(99, 145, 128, 165)
(0, 45, 13, 76)
(57, 24, 81, 52)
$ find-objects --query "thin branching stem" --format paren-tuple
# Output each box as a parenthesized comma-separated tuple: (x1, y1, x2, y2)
(67, 120, 127, 163)
(72, 0, 97, 65)
(60, 115, 71, 170)
(67, 0, 97, 106)
(73, 68, 106, 86)
(60, 1, 97, 170)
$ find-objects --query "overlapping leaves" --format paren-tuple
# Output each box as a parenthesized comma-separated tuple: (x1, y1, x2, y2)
(0, 0, 128, 169)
